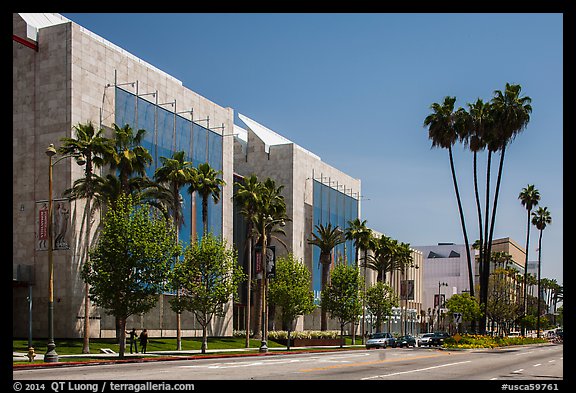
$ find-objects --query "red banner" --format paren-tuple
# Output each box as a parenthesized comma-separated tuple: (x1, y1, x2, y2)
(38, 207, 48, 240)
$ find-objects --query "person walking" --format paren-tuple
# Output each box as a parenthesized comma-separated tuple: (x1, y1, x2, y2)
(126, 328, 139, 354)
(139, 329, 149, 354)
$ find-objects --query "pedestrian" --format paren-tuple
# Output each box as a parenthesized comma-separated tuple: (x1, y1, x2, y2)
(139, 329, 149, 354)
(126, 328, 138, 353)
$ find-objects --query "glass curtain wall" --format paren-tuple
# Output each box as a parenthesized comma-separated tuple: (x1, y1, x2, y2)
(312, 179, 359, 303)
(114, 87, 223, 245)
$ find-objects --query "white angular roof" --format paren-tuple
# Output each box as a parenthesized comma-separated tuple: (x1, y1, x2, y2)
(18, 13, 70, 41)
(237, 113, 320, 159)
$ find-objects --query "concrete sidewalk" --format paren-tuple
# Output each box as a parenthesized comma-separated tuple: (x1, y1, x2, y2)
(14, 345, 364, 367)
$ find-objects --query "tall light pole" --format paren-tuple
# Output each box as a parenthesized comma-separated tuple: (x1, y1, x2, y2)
(44, 144, 85, 363)
(436, 281, 448, 331)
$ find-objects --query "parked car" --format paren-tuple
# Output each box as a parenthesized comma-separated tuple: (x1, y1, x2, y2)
(417, 333, 435, 347)
(366, 332, 397, 349)
(397, 334, 417, 348)
(429, 332, 450, 346)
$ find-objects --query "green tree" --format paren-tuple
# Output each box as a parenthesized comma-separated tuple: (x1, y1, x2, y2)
(82, 193, 179, 358)
(532, 206, 551, 337)
(153, 150, 196, 351)
(170, 233, 245, 354)
(364, 234, 404, 283)
(308, 222, 345, 330)
(59, 121, 114, 354)
(365, 282, 398, 333)
(268, 254, 315, 350)
(445, 293, 481, 333)
(188, 162, 226, 237)
(518, 184, 540, 335)
(321, 263, 363, 347)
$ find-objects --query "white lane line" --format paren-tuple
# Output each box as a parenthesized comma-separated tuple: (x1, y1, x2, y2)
(361, 360, 471, 380)
(548, 360, 556, 363)
(512, 369, 524, 373)
(533, 363, 542, 367)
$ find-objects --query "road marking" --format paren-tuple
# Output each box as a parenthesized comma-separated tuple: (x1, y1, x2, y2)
(512, 369, 524, 373)
(361, 360, 472, 379)
(300, 352, 460, 373)
(548, 360, 556, 363)
(533, 363, 542, 367)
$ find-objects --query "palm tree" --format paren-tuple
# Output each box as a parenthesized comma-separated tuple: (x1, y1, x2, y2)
(108, 123, 153, 195)
(364, 234, 403, 283)
(518, 184, 540, 334)
(308, 222, 345, 331)
(153, 150, 195, 351)
(482, 83, 532, 332)
(461, 98, 493, 299)
(532, 206, 551, 337)
(344, 218, 372, 343)
(188, 162, 226, 237)
(59, 121, 113, 354)
(424, 96, 473, 302)
(233, 174, 265, 347)
(252, 177, 289, 346)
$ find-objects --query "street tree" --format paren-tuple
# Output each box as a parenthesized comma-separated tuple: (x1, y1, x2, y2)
(365, 281, 397, 333)
(82, 193, 179, 358)
(321, 263, 363, 347)
(268, 253, 315, 350)
(169, 233, 245, 354)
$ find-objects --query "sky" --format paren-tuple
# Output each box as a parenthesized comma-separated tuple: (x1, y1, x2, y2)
(61, 13, 563, 286)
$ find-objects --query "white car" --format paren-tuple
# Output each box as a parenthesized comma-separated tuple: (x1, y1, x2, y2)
(417, 333, 435, 347)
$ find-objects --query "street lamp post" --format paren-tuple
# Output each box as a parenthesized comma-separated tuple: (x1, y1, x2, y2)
(436, 281, 448, 331)
(44, 144, 85, 363)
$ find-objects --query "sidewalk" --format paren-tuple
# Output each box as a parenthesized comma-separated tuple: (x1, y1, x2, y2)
(14, 345, 364, 369)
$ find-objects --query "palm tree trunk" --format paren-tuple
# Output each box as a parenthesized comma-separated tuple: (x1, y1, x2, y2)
(82, 196, 92, 354)
(472, 151, 481, 300)
(536, 229, 543, 338)
(245, 234, 253, 348)
(448, 146, 473, 307)
(480, 150, 493, 334)
(485, 146, 506, 332)
(522, 207, 532, 336)
(321, 257, 331, 331)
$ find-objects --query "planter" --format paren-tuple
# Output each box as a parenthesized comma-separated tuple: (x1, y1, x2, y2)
(275, 338, 342, 347)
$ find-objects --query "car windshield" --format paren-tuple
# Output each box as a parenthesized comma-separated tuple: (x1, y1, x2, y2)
(422, 333, 434, 337)
(370, 333, 387, 339)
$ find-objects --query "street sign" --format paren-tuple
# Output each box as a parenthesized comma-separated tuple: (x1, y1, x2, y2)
(453, 312, 462, 324)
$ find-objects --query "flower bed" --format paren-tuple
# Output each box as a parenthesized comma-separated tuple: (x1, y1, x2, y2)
(443, 334, 548, 349)
(267, 330, 342, 346)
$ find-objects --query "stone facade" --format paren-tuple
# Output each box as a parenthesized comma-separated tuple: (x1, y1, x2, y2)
(13, 13, 234, 339)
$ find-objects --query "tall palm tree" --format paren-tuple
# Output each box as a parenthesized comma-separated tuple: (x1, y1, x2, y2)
(424, 96, 473, 301)
(344, 218, 372, 343)
(233, 174, 265, 347)
(518, 184, 540, 334)
(188, 162, 226, 237)
(461, 98, 493, 299)
(308, 222, 345, 331)
(482, 83, 532, 332)
(252, 177, 289, 345)
(532, 206, 551, 337)
(59, 121, 113, 354)
(153, 150, 195, 351)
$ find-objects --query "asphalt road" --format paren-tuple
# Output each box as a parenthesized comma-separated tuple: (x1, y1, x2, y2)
(13, 343, 563, 381)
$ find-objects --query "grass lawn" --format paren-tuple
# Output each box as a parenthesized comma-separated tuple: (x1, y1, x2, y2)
(13, 337, 286, 356)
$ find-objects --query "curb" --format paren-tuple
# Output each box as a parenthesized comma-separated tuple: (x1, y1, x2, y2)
(13, 347, 360, 370)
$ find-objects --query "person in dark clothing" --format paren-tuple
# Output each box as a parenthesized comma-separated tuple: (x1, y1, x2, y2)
(126, 328, 138, 353)
(139, 329, 149, 354)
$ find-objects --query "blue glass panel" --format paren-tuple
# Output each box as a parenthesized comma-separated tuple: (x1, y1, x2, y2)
(114, 88, 135, 128)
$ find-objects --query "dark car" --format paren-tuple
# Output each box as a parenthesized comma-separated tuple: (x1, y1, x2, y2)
(429, 332, 450, 346)
(366, 332, 397, 349)
(397, 334, 417, 348)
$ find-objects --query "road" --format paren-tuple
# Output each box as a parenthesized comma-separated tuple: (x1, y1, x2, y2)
(13, 343, 563, 381)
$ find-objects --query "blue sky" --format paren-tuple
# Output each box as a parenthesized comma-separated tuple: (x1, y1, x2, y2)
(62, 13, 563, 285)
